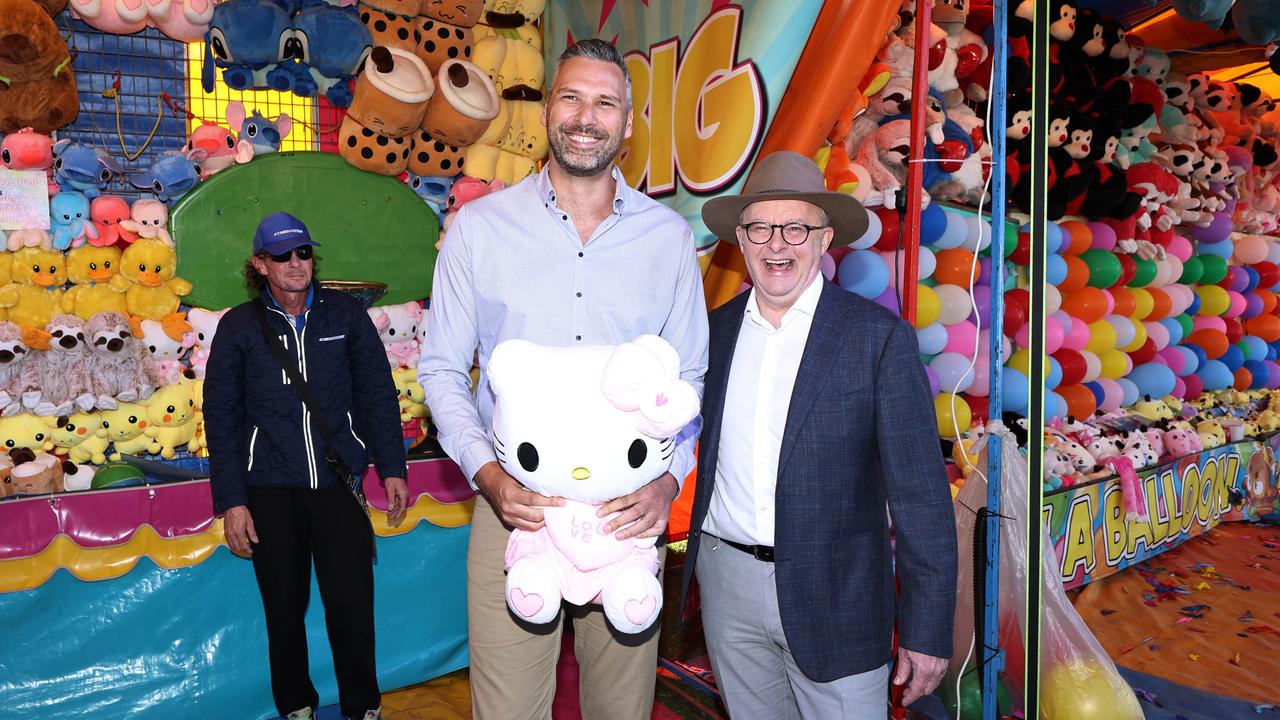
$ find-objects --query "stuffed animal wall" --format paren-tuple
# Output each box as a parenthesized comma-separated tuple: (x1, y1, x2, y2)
(488, 334, 699, 634)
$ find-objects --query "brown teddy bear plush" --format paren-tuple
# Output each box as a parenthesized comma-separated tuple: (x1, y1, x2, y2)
(0, 0, 80, 134)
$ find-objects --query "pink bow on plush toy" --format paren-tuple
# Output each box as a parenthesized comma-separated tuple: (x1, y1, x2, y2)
(600, 336, 700, 439)
(1101, 455, 1149, 522)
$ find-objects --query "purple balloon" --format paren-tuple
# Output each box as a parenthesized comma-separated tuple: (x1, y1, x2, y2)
(925, 365, 940, 396)
(874, 287, 899, 312)
(1088, 222, 1116, 251)
(971, 285, 992, 323)
(1244, 292, 1264, 319)
(1228, 266, 1250, 293)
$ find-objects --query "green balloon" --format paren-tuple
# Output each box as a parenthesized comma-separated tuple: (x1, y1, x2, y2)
(1081, 249, 1123, 288)
(1128, 257, 1157, 287)
(1175, 313, 1194, 337)
(941, 672, 1013, 720)
(1179, 255, 1204, 284)
(1199, 253, 1229, 284)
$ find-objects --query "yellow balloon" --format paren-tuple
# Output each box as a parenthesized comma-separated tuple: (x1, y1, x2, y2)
(1195, 285, 1229, 317)
(915, 284, 940, 328)
(934, 393, 972, 439)
(1086, 320, 1117, 354)
(1098, 349, 1129, 379)
(1040, 660, 1143, 720)
(1119, 319, 1149, 353)
(1129, 287, 1154, 321)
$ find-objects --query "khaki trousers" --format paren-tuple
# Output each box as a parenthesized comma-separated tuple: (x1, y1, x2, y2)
(466, 494, 663, 720)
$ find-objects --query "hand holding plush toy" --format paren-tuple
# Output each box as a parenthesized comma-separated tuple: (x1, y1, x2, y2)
(488, 335, 699, 634)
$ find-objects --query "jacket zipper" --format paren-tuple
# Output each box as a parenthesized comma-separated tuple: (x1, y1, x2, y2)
(267, 305, 318, 489)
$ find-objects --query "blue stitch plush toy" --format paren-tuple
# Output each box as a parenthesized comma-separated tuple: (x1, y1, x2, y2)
(202, 0, 294, 94)
(53, 143, 123, 199)
(228, 101, 291, 154)
(407, 173, 455, 225)
(129, 152, 203, 205)
(286, 5, 371, 107)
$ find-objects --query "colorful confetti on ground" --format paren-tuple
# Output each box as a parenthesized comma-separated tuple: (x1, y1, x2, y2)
(1071, 520, 1280, 706)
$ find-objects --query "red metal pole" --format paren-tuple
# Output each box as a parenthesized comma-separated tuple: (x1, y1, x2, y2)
(900, 0, 931, 325)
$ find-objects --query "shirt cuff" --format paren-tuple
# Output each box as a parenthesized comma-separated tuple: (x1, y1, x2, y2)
(458, 442, 499, 491)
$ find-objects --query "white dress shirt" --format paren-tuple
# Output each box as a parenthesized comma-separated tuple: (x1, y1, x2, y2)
(702, 273, 824, 547)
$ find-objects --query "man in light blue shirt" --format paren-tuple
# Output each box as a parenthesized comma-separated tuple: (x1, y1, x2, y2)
(418, 39, 708, 720)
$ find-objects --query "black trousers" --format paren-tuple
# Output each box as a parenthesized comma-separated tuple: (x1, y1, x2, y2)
(247, 485, 379, 718)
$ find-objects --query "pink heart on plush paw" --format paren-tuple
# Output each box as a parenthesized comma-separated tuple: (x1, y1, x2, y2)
(624, 596, 657, 626)
(509, 589, 543, 618)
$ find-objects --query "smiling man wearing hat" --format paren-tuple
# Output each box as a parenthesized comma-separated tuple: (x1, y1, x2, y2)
(679, 151, 957, 718)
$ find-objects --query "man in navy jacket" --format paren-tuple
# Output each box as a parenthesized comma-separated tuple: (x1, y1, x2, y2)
(681, 153, 957, 718)
(205, 211, 408, 720)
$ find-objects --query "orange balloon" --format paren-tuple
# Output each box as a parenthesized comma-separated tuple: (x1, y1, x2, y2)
(1061, 287, 1109, 324)
(1109, 287, 1136, 317)
(1187, 328, 1229, 358)
(1245, 314, 1280, 343)
(1235, 367, 1253, 391)
(1058, 221, 1092, 255)
(1146, 287, 1171, 321)
(1256, 290, 1277, 316)
(933, 248, 978, 288)
(1058, 383, 1098, 419)
(1058, 255, 1090, 293)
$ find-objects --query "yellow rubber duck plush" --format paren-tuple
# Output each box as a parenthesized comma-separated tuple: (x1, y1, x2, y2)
(0, 248, 67, 331)
(62, 244, 128, 320)
(109, 238, 193, 322)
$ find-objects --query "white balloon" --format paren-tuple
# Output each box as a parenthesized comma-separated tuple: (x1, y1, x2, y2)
(1079, 349, 1102, 384)
(934, 210, 968, 249)
(961, 215, 994, 253)
(1045, 284, 1063, 315)
(934, 283, 973, 325)
(848, 209, 882, 250)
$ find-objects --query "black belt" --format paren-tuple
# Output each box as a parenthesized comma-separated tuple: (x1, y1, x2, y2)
(716, 536, 774, 562)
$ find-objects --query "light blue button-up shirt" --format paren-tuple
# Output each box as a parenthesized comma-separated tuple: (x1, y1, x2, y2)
(419, 165, 709, 489)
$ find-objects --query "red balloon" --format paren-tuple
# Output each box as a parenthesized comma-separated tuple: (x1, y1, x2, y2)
(1127, 337, 1157, 365)
(1252, 261, 1280, 289)
(1183, 373, 1204, 398)
(1004, 288, 1030, 333)
(1116, 254, 1137, 286)
(1010, 231, 1032, 266)
(874, 208, 902, 251)
(1054, 349, 1087, 386)
(1224, 318, 1244, 344)
(1218, 266, 1241, 290)
(1234, 367, 1253, 391)
(966, 395, 990, 422)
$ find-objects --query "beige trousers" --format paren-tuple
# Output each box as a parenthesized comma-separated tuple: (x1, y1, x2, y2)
(466, 495, 663, 720)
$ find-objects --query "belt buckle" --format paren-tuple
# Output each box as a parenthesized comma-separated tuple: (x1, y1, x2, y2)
(753, 545, 774, 562)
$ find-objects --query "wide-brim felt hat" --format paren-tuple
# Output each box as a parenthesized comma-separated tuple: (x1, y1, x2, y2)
(702, 150, 869, 248)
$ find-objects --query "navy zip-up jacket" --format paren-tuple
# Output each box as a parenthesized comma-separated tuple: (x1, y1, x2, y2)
(205, 284, 407, 513)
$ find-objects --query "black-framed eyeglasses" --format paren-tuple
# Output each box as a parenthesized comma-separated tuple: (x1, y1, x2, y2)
(739, 222, 827, 245)
(263, 246, 314, 263)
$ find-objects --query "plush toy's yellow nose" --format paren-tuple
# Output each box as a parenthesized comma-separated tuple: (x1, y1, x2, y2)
(571, 467, 591, 481)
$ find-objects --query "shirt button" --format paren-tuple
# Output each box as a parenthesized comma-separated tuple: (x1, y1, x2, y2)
(562, 214, 568, 220)
(578, 252, 584, 258)
(576, 292, 582, 298)
(575, 335, 582, 341)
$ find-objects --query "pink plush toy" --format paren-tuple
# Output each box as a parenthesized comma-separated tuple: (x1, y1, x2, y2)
(6, 229, 52, 252)
(89, 195, 139, 248)
(441, 177, 505, 237)
(118, 199, 172, 247)
(1161, 427, 1203, 460)
(367, 302, 424, 369)
(185, 124, 255, 179)
(0, 128, 66, 196)
(137, 314, 194, 387)
(1101, 454, 1149, 522)
(183, 307, 228, 379)
(69, 0, 151, 35)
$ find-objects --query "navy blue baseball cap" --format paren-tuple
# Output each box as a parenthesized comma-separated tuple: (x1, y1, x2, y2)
(253, 211, 321, 256)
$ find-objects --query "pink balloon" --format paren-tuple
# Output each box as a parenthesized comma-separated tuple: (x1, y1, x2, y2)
(1165, 284, 1191, 315)
(1063, 316, 1091, 351)
(821, 253, 836, 280)
(1095, 377, 1124, 412)
(1144, 320, 1170, 350)
(1088, 222, 1117, 251)
(1101, 290, 1116, 315)
(1224, 290, 1247, 319)
(1157, 347, 1186, 375)
(944, 321, 980, 356)
(1044, 317, 1066, 353)
(977, 329, 1012, 364)
(1172, 376, 1187, 400)
(1166, 234, 1193, 262)
(1193, 315, 1227, 334)
(968, 354, 991, 396)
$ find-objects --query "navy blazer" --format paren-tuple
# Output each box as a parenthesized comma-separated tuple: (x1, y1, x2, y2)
(680, 280, 957, 682)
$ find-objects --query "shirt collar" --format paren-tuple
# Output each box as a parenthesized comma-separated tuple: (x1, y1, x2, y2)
(537, 164, 629, 215)
(266, 283, 315, 315)
(744, 273, 824, 330)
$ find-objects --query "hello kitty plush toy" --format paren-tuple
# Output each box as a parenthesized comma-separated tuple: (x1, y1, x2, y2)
(368, 301, 424, 369)
(487, 335, 700, 634)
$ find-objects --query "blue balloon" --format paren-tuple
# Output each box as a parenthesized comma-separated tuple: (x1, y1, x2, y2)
(916, 323, 948, 355)
(1047, 254, 1068, 285)
(1116, 378, 1140, 407)
(1245, 360, 1269, 388)
(1198, 239, 1234, 258)
(1270, 346, 1278, 361)
(1186, 342, 1208, 370)
(1175, 346, 1200, 376)
(919, 202, 947, 246)
(1002, 368, 1030, 415)
(1047, 357, 1063, 390)
(1085, 381, 1106, 406)
(1196, 359, 1234, 390)
(1186, 293, 1202, 315)
(1045, 390, 1067, 422)
(1128, 362, 1176, 398)
(1242, 335, 1268, 361)
(1243, 266, 1261, 292)
(1045, 223, 1064, 254)
(838, 250, 890, 299)
(1159, 317, 1184, 346)
(1221, 345, 1245, 372)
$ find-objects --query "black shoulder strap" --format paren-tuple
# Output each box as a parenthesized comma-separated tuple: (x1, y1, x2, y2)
(253, 298, 337, 451)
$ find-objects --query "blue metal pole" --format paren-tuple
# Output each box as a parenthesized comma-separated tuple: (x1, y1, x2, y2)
(982, 0, 1009, 717)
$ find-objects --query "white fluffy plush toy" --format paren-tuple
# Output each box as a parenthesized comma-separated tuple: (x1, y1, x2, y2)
(488, 335, 700, 634)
